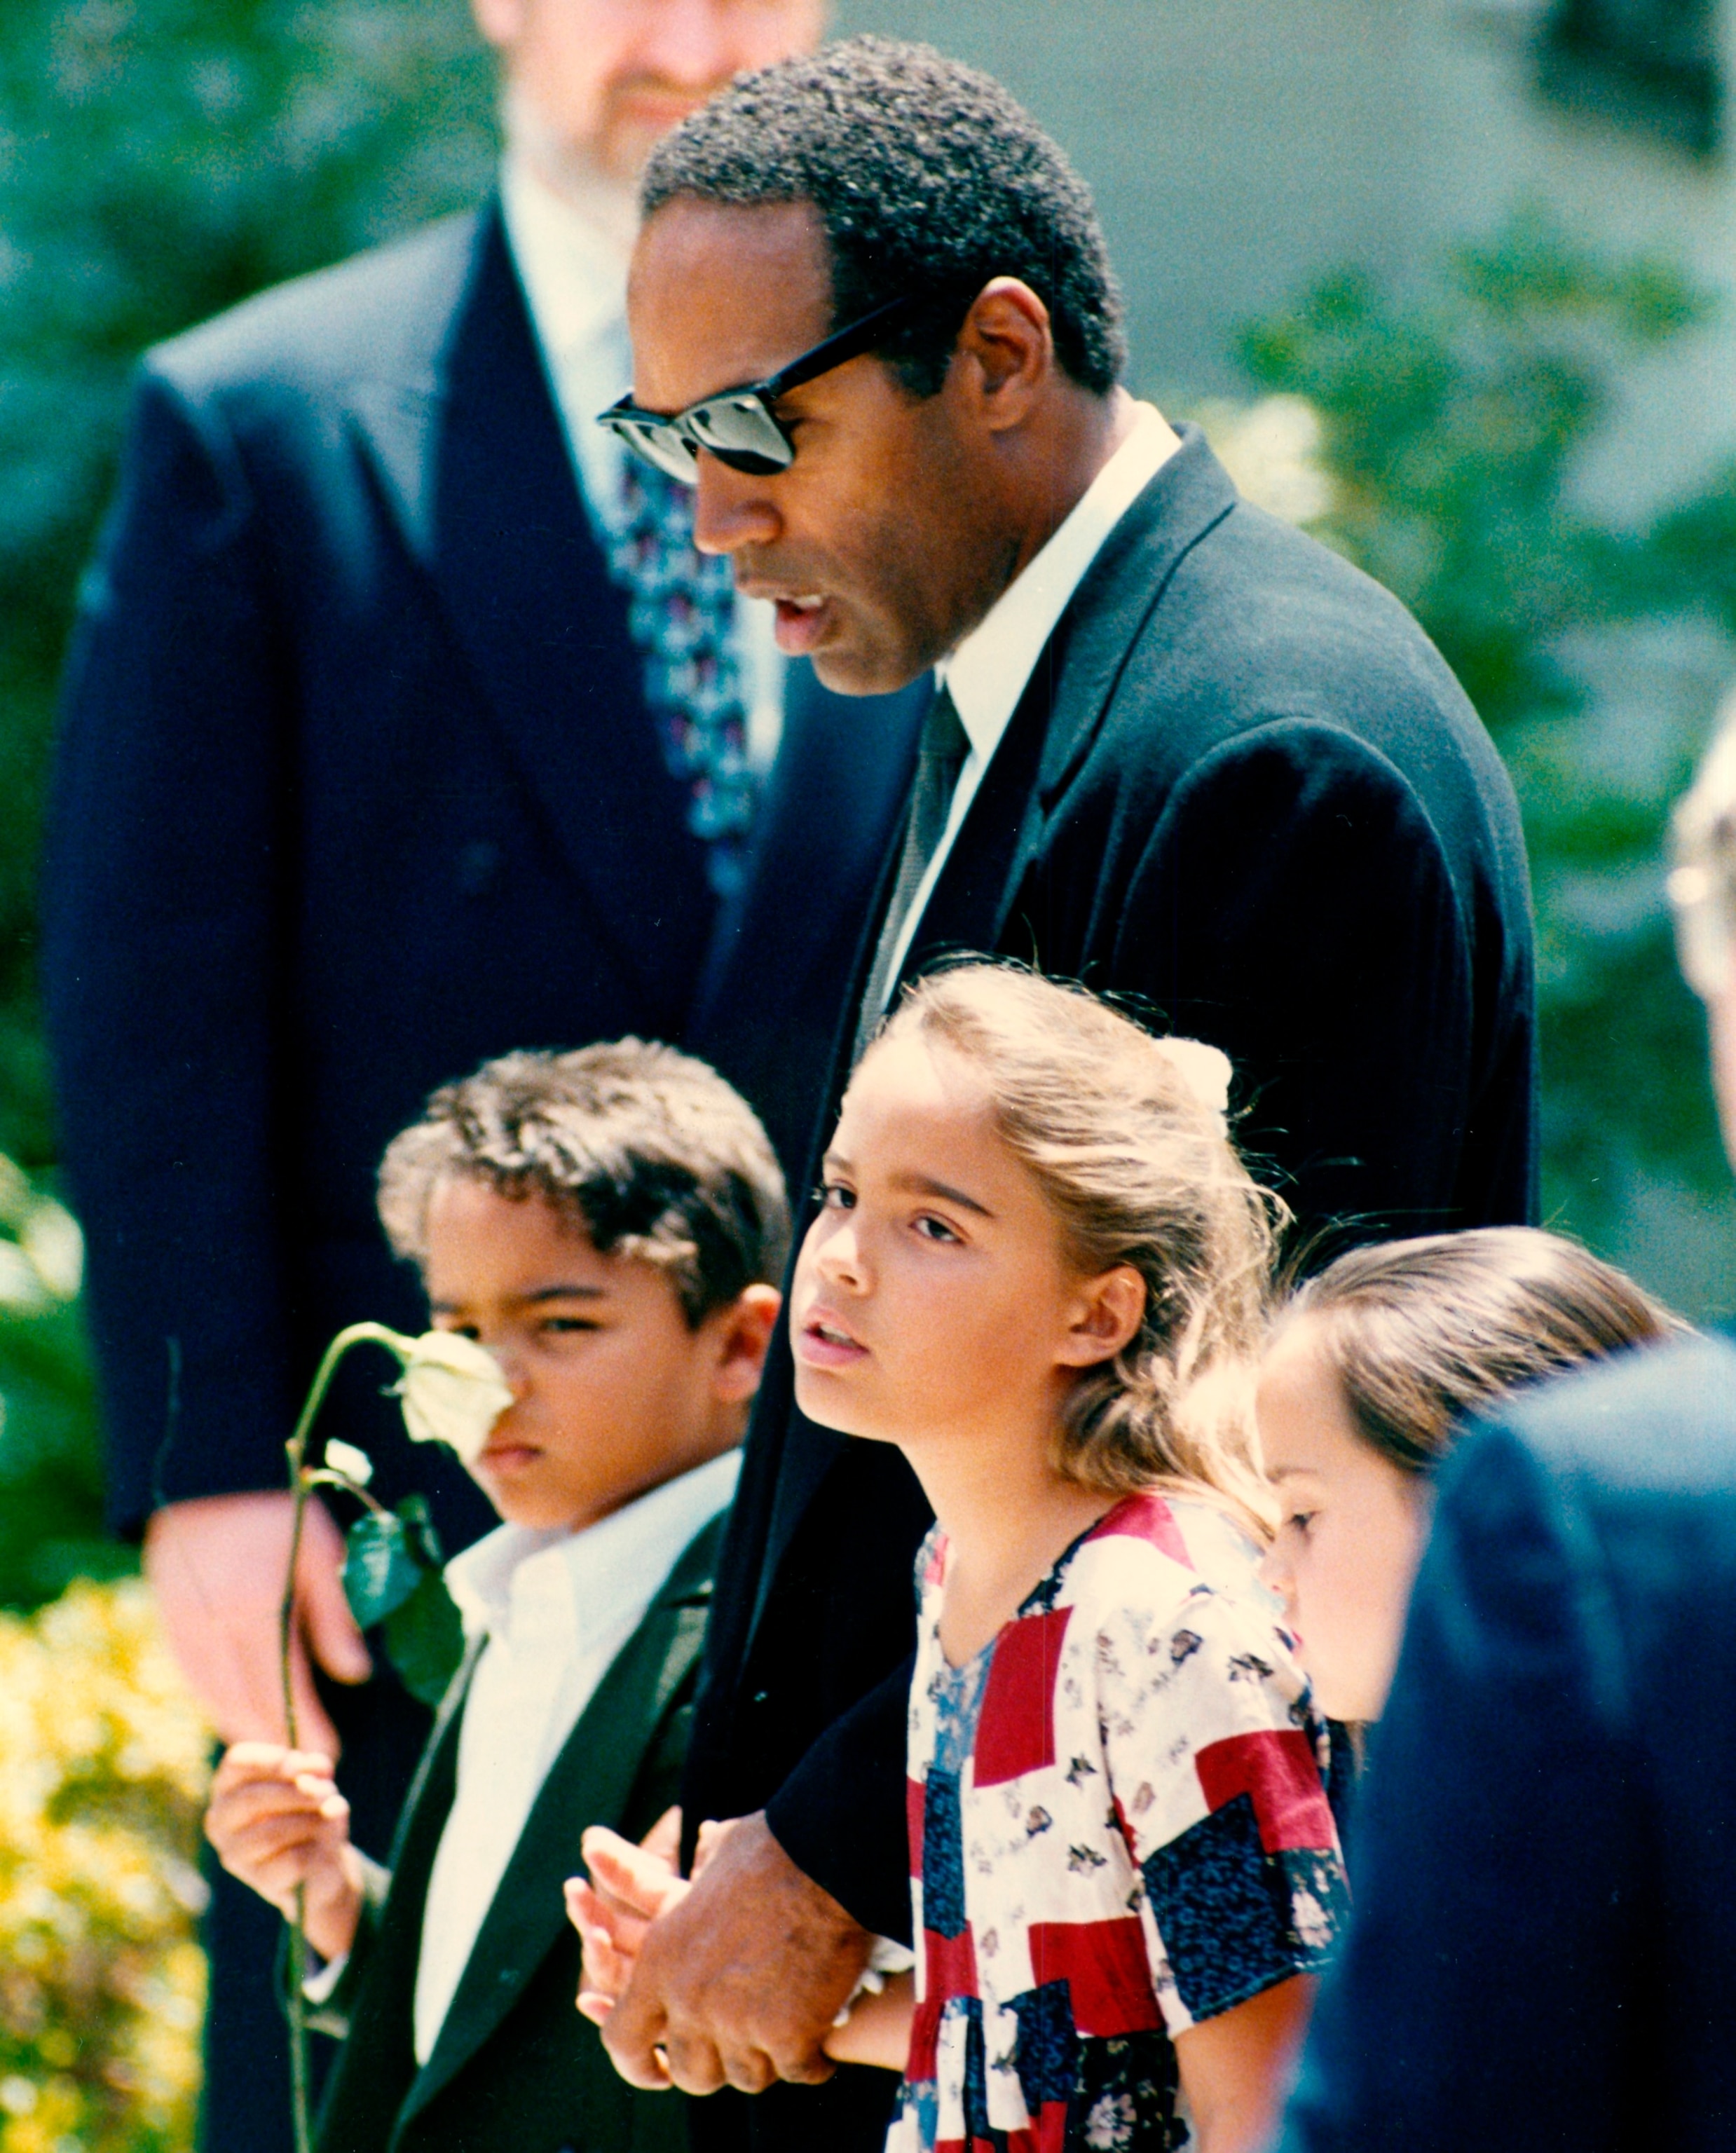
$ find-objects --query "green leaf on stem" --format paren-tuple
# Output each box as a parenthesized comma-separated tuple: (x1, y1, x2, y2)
(342, 1508, 427, 1631)
(382, 1568, 467, 1708)
(341, 1496, 465, 1704)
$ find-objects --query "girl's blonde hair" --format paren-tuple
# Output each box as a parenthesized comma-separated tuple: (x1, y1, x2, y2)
(872, 963, 1283, 1519)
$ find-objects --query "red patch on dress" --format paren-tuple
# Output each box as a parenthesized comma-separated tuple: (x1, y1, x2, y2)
(923, 1922, 979, 2004)
(1001, 2110, 1072, 2153)
(972, 1608, 1072, 1788)
(1027, 1917, 1163, 2037)
(908, 1995, 943, 2082)
(1086, 1490, 1195, 1569)
(1195, 1728, 1335, 1852)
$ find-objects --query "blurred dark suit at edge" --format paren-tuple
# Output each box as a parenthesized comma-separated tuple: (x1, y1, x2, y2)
(1278, 1327, 1736, 2153)
(684, 428, 1540, 2151)
(41, 200, 924, 2153)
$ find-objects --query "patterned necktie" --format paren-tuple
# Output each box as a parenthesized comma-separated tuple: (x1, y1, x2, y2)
(606, 461, 758, 900)
(855, 685, 971, 1056)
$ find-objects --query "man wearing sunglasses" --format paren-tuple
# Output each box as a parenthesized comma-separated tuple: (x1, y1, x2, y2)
(576, 36, 1541, 2153)
(41, 6, 930, 2152)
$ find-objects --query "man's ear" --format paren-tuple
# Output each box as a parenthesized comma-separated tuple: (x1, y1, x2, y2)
(953, 278, 1055, 433)
(709, 1284, 782, 1403)
(1055, 1264, 1145, 1371)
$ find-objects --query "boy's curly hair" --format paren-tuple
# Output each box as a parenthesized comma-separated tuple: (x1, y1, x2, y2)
(377, 1041, 789, 1327)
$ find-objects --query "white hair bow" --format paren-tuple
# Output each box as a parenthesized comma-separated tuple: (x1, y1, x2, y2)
(1154, 1035, 1233, 1119)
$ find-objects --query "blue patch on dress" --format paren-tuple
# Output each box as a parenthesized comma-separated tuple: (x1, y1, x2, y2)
(959, 1996, 992, 2138)
(1072, 2033, 1186, 2152)
(1141, 1791, 1297, 2023)
(1011, 1979, 1079, 2114)
(922, 1767, 969, 1939)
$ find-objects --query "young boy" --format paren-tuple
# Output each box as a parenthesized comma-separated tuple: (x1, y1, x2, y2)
(203, 1040, 787, 2153)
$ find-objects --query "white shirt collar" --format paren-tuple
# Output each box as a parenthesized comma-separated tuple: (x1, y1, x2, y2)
(495, 152, 788, 777)
(870, 404, 1182, 1003)
(411, 1445, 739, 2068)
(938, 402, 1180, 762)
(497, 151, 637, 526)
(497, 150, 634, 366)
(445, 1447, 741, 1652)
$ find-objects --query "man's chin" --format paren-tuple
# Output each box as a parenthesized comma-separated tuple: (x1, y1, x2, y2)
(809, 642, 928, 699)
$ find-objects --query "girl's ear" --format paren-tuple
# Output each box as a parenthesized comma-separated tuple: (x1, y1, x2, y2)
(1055, 1264, 1146, 1369)
(710, 1284, 782, 1403)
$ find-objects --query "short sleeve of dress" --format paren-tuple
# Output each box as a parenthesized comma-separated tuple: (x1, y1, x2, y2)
(1093, 1580, 1349, 2035)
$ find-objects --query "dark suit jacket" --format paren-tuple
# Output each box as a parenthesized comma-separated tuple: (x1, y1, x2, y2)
(41, 199, 924, 1549)
(1279, 1329, 1736, 2153)
(312, 1515, 720, 2153)
(681, 430, 1538, 2150)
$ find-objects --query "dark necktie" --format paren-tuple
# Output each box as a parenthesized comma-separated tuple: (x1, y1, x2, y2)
(854, 684, 971, 1057)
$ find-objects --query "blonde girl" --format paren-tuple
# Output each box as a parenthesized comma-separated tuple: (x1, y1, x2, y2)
(795, 964, 1346, 2153)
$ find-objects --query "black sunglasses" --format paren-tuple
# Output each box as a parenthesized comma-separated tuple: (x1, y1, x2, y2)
(597, 292, 927, 485)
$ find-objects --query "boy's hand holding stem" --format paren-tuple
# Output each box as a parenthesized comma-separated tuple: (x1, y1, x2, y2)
(205, 1742, 366, 1964)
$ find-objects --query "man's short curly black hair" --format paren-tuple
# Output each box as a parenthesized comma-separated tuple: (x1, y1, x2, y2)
(640, 36, 1127, 399)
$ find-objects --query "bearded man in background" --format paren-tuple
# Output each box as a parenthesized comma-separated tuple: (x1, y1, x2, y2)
(41, 5, 929, 2147)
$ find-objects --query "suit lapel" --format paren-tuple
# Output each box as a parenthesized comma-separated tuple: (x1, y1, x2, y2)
(396, 1517, 720, 2129)
(311, 1641, 483, 2152)
(746, 761, 921, 1641)
(915, 428, 1240, 970)
(1029, 425, 1238, 808)
(390, 1634, 486, 1874)
(346, 200, 716, 1014)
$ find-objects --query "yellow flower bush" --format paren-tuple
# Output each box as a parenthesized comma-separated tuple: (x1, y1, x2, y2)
(0, 1579, 210, 2152)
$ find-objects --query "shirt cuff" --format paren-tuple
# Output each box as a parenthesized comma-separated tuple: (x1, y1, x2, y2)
(833, 1936, 917, 2026)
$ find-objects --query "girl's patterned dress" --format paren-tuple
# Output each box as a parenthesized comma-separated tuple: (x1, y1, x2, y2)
(886, 1491, 1348, 2153)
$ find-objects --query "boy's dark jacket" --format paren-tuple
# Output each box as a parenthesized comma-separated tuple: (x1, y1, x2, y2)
(310, 1516, 720, 2153)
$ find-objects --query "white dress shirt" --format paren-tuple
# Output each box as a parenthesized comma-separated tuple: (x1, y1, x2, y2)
(498, 156, 784, 775)
(409, 1448, 741, 2064)
(880, 403, 1181, 990)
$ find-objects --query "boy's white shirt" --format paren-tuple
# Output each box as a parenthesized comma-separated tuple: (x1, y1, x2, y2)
(414, 1446, 740, 2062)
(306, 1449, 741, 2064)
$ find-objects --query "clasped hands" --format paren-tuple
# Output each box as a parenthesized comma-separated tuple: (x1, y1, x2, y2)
(565, 1808, 875, 2094)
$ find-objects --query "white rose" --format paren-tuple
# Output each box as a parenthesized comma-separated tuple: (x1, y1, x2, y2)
(395, 1331, 514, 1466)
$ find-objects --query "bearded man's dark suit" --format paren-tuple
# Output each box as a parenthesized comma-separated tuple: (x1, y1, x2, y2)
(39, 199, 922, 2153)
(681, 427, 1539, 2149)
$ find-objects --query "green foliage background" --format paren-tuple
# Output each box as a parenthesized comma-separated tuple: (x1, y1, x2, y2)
(1242, 218, 1736, 1246)
(0, 0, 498, 1606)
(1, 1, 1733, 1605)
